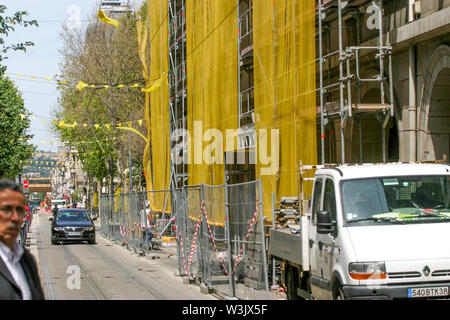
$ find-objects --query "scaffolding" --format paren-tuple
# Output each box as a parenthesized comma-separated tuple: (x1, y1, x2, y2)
(225, 0, 256, 185)
(168, 0, 188, 188)
(238, 0, 254, 133)
(317, 0, 394, 164)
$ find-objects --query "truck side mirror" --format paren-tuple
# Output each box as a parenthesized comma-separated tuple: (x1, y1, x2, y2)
(317, 210, 336, 234)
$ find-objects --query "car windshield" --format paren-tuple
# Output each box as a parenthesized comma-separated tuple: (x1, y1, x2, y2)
(56, 210, 90, 222)
(342, 175, 450, 225)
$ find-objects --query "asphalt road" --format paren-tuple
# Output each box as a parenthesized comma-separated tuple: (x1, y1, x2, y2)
(28, 211, 217, 300)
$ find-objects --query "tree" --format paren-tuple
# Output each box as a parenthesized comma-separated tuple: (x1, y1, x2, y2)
(0, 4, 38, 74)
(54, 8, 146, 193)
(0, 76, 35, 178)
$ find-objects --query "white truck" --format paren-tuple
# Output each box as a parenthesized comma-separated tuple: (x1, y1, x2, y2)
(268, 162, 450, 300)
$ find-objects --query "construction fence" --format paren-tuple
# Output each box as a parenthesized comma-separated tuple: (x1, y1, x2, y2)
(99, 190, 174, 255)
(99, 179, 270, 300)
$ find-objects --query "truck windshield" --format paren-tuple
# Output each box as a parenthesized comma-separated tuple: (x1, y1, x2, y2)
(342, 175, 450, 224)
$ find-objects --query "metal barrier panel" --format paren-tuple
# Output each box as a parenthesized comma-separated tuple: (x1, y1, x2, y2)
(145, 190, 175, 239)
(99, 180, 269, 300)
(227, 180, 269, 300)
(172, 188, 186, 275)
(185, 186, 203, 278)
(201, 184, 231, 297)
(100, 190, 174, 255)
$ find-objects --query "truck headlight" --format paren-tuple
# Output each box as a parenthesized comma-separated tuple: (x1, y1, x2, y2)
(53, 227, 65, 232)
(349, 262, 386, 280)
(85, 227, 94, 231)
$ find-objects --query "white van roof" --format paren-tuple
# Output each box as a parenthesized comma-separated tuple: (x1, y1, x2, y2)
(316, 163, 450, 180)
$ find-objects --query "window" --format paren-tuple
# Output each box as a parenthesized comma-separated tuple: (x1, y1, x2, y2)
(323, 178, 337, 221)
(341, 175, 450, 225)
(312, 178, 323, 225)
(342, 178, 388, 221)
(57, 210, 90, 222)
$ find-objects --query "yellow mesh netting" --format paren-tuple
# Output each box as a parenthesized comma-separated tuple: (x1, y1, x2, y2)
(149, 0, 171, 213)
(186, 0, 238, 224)
(136, 11, 156, 210)
(140, 0, 317, 222)
(254, 0, 317, 219)
(186, 0, 238, 187)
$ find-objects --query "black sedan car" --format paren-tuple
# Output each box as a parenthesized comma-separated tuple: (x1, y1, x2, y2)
(50, 209, 96, 245)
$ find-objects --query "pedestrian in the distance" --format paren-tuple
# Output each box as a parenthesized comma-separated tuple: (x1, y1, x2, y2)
(24, 202, 31, 232)
(0, 179, 45, 300)
(139, 200, 153, 251)
(52, 204, 59, 220)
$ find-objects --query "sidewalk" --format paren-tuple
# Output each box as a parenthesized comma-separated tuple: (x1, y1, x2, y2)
(25, 209, 45, 286)
(93, 219, 288, 300)
(93, 218, 181, 272)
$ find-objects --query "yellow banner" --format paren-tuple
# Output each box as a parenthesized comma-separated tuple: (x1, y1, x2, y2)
(97, 9, 120, 29)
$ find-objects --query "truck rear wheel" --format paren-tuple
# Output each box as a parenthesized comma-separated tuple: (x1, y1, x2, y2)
(286, 266, 301, 300)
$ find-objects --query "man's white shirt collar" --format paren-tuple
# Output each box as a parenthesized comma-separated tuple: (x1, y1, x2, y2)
(0, 239, 31, 300)
(0, 240, 24, 265)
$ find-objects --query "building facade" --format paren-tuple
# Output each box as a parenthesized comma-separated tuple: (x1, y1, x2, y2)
(317, 0, 450, 164)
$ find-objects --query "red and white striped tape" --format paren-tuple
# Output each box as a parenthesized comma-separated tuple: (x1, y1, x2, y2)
(178, 231, 189, 276)
(186, 214, 202, 274)
(233, 200, 259, 274)
(201, 200, 230, 277)
(119, 225, 129, 244)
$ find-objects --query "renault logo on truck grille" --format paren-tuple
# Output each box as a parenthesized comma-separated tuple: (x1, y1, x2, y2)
(423, 266, 431, 277)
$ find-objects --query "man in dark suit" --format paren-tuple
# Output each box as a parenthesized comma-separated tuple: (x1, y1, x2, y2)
(0, 179, 44, 300)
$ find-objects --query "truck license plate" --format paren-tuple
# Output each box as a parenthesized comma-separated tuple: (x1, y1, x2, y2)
(67, 232, 81, 236)
(408, 286, 448, 298)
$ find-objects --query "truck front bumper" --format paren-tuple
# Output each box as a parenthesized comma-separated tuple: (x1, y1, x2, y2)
(342, 282, 450, 300)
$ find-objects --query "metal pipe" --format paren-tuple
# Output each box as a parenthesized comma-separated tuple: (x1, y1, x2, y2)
(346, 50, 352, 118)
(258, 180, 270, 300)
(271, 192, 276, 287)
(338, 0, 345, 163)
(237, 0, 241, 128)
(225, 180, 235, 297)
(382, 121, 386, 162)
(354, 47, 392, 82)
(318, 0, 325, 164)
(377, 0, 385, 106)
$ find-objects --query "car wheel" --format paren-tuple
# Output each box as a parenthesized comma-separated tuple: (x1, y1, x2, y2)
(89, 237, 96, 245)
(51, 240, 57, 245)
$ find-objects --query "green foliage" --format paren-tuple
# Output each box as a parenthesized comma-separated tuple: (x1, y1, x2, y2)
(0, 76, 35, 178)
(54, 10, 146, 184)
(0, 5, 38, 74)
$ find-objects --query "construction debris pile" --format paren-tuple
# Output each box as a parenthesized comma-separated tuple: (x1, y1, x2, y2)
(275, 197, 300, 228)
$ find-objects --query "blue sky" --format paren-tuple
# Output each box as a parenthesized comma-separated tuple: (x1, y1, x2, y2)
(3, 0, 99, 153)
(3, 0, 143, 153)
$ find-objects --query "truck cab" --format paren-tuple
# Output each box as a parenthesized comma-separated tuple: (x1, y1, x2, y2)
(271, 163, 450, 300)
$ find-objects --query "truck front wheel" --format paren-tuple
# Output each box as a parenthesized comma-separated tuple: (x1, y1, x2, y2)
(332, 282, 346, 300)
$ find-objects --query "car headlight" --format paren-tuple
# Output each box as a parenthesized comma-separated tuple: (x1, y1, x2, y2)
(349, 262, 386, 280)
(53, 227, 65, 232)
(85, 226, 94, 231)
